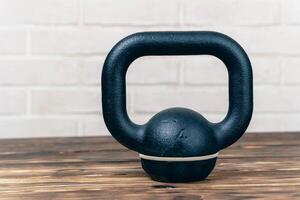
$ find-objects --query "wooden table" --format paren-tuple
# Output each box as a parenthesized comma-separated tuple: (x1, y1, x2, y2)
(0, 133, 299, 199)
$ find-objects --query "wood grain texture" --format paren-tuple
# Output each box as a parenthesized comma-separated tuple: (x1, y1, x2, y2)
(0, 132, 299, 199)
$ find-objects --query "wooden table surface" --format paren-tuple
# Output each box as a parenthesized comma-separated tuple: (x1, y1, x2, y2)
(0, 132, 299, 200)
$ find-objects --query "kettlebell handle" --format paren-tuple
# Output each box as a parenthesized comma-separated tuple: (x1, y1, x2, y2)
(102, 31, 253, 151)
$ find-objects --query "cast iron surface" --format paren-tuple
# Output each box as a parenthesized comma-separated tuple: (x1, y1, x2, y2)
(101, 31, 253, 182)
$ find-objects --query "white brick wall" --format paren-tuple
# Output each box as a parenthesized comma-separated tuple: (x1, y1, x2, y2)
(31, 89, 100, 114)
(0, 0, 300, 138)
(184, 0, 281, 26)
(0, 0, 79, 24)
(83, 0, 180, 25)
(0, 31, 26, 54)
(0, 89, 27, 114)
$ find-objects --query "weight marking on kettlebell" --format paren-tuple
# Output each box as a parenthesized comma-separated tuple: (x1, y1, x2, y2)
(177, 128, 187, 139)
(139, 152, 219, 162)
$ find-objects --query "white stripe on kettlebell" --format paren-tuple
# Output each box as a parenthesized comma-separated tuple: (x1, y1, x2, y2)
(139, 152, 218, 162)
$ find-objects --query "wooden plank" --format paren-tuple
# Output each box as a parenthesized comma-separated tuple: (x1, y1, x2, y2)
(0, 133, 299, 199)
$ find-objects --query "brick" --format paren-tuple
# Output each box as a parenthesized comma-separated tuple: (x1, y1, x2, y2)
(0, 0, 78, 24)
(79, 58, 104, 85)
(32, 0, 78, 24)
(31, 89, 101, 114)
(0, 59, 78, 85)
(80, 116, 108, 136)
(248, 114, 300, 132)
(83, 0, 179, 25)
(80, 54, 180, 86)
(81, 114, 167, 136)
(252, 57, 281, 84)
(230, 27, 281, 54)
(255, 86, 300, 112)
(204, 114, 225, 123)
(129, 114, 152, 124)
(0, 31, 26, 54)
(283, 0, 300, 25)
(0, 0, 30, 24)
(183, 56, 227, 85)
(282, 58, 300, 84)
(0, 90, 26, 114)
(31, 30, 80, 55)
(280, 27, 300, 55)
(184, 56, 281, 85)
(184, 0, 280, 26)
(233, 27, 300, 55)
(133, 86, 228, 114)
(0, 118, 78, 138)
(281, 114, 300, 131)
(183, 27, 282, 55)
(31, 28, 141, 55)
(81, 113, 154, 136)
(237, 27, 300, 55)
(127, 57, 179, 84)
(247, 114, 282, 132)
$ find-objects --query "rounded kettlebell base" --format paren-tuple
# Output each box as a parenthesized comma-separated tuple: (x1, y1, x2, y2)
(140, 154, 217, 183)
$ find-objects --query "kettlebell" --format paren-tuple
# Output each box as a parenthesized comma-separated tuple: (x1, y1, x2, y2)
(101, 31, 253, 182)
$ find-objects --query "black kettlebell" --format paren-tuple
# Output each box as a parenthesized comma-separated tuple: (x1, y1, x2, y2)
(101, 31, 253, 182)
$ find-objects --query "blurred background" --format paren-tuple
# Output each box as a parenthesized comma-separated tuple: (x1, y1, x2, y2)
(0, 0, 299, 138)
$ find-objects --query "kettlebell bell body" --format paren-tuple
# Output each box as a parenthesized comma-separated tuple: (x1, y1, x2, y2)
(102, 31, 253, 182)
